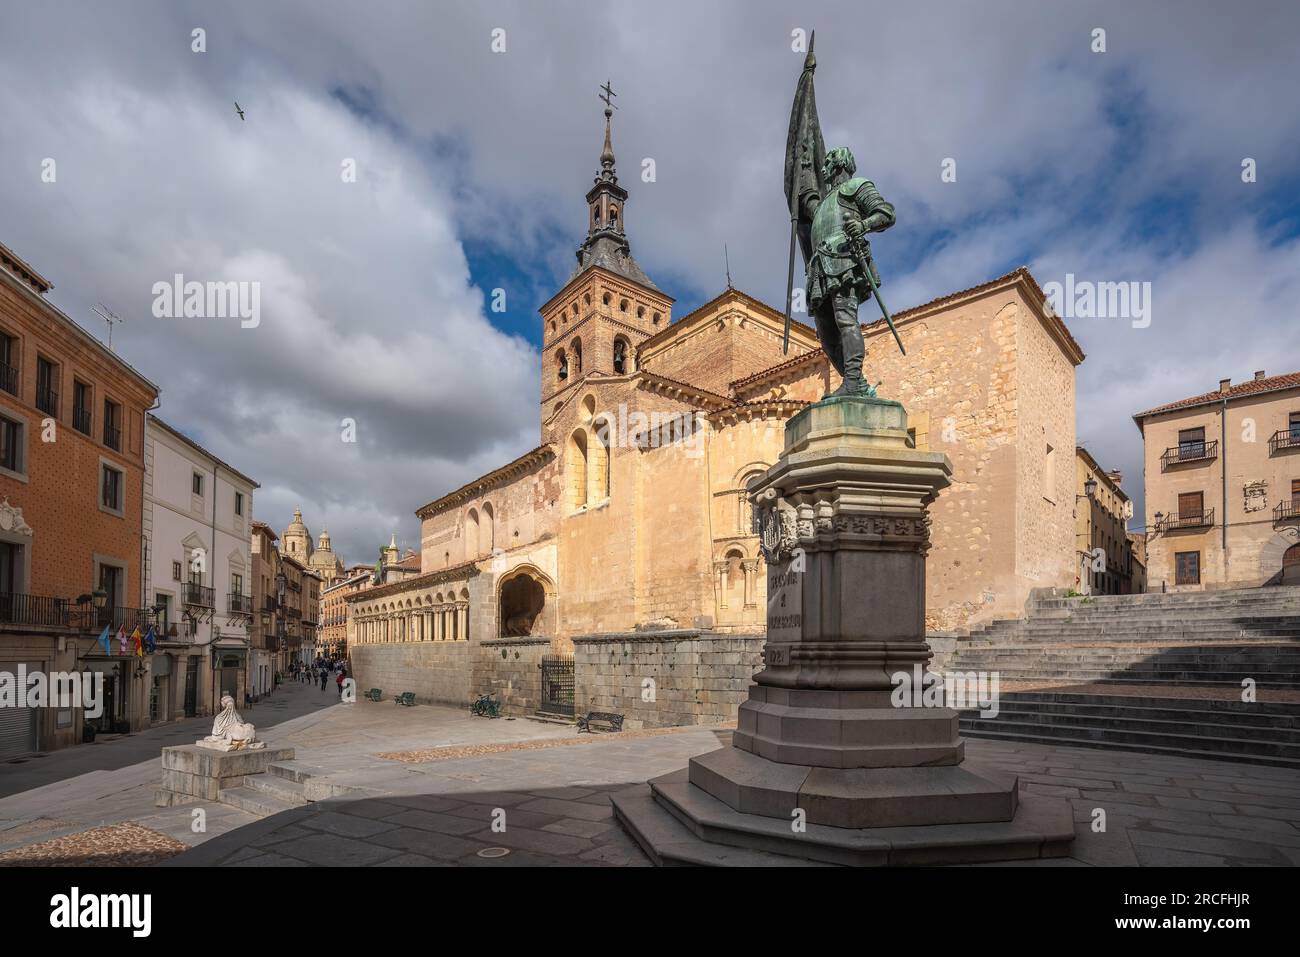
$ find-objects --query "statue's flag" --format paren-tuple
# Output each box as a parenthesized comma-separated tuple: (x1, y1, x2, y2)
(782, 31, 826, 352)
(97, 624, 111, 656)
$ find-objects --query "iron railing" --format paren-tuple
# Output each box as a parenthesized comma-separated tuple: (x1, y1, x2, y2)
(1275, 500, 1300, 528)
(36, 385, 58, 417)
(1160, 440, 1218, 470)
(104, 423, 121, 451)
(92, 605, 150, 633)
(184, 582, 214, 607)
(228, 593, 253, 615)
(73, 406, 92, 435)
(0, 363, 17, 396)
(1157, 507, 1215, 532)
(539, 654, 576, 717)
(0, 592, 71, 628)
(1268, 429, 1300, 455)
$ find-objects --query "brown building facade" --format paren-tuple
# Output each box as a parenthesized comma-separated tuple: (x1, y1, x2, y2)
(1136, 371, 1300, 590)
(0, 241, 159, 755)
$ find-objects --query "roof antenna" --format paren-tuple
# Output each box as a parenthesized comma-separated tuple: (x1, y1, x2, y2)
(93, 303, 122, 350)
(724, 244, 733, 290)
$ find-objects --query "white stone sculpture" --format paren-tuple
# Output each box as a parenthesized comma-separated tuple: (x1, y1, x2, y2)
(197, 693, 265, 751)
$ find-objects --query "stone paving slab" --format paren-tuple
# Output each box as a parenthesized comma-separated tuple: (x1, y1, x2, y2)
(5, 679, 1299, 867)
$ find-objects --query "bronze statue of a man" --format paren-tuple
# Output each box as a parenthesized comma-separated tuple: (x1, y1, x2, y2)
(783, 38, 903, 399)
(801, 146, 895, 397)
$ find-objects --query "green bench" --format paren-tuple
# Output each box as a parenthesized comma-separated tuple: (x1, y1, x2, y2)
(366, 688, 382, 702)
(394, 692, 416, 707)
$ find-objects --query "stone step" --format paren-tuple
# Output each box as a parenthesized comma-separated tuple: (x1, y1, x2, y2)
(992, 690, 1300, 716)
(958, 724, 1300, 769)
(945, 672, 1300, 689)
(216, 784, 305, 818)
(960, 706, 1300, 744)
(244, 773, 310, 805)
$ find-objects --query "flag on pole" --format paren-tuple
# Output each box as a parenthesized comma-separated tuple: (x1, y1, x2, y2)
(144, 625, 157, 654)
(131, 625, 143, 657)
(782, 31, 826, 353)
(117, 625, 127, 656)
(97, 625, 111, 656)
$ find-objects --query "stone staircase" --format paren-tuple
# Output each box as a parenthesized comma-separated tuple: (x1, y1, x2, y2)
(215, 759, 361, 819)
(946, 586, 1300, 767)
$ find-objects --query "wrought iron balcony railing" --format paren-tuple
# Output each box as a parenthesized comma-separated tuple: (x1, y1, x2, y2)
(1160, 440, 1218, 470)
(0, 592, 71, 628)
(1275, 500, 1300, 528)
(73, 407, 92, 435)
(0, 363, 17, 396)
(36, 385, 58, 417)
(1268, 429, 1300, 455)
(228, 593, 253, 615)
(90, 605, 150, 633)
(183, 583, 215, 608)
(1156, 507, 1215, 532)
(104, 424, 122, 452)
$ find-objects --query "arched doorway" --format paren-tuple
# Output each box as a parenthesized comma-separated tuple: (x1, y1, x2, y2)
(1283, 544, 1300, 585)
(500, 573, 546, 637)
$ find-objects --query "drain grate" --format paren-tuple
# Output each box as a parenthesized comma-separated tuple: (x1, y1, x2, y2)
(476, 847, 510, 859)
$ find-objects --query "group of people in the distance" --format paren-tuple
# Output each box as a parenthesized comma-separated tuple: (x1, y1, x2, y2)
(288, 656, 349, 698)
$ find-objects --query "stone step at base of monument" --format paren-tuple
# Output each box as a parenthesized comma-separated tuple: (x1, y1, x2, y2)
(217, 784, 308, 818)
(957, 722, 1300, 770)
(244, 773, 311, 805)
(941, 669, 1300, 688)
(611, 769, 1076, 867)
(268, 760, 367, 801)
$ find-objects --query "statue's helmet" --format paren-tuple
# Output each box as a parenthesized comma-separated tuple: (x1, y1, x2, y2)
(822, 146, 857, 181)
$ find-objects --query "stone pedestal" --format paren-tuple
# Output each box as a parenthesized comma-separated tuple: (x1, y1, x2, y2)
(154, 744, 295, 807)
(613, 397, 1074, 865)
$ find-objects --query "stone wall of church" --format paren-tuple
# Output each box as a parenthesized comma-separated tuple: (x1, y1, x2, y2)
(473, 637, 548, 712)
(734, 282, 1077, 630)
(350, 640, 473, 706)
(571, 630, 764, 729)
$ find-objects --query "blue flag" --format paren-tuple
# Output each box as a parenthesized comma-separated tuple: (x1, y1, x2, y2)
(97, 625, 111, 656)
(144, 625, 156, 654)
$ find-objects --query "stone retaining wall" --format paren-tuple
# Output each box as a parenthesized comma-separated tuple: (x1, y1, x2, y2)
(473, 638, 549, 714)
(572, 630, 764, 729)
(351, 640, 473, 707)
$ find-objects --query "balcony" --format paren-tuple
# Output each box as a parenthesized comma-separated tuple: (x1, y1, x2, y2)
(0, 592, 72, 628)
(36, 385, 58, 417)
(264, 595, 279, 613)
(1268, 429, 1300, 456)
(104, 424, 121, 452)
(286, 606, 302, 620)
(90, 606, 150, 633)
(0, 363, 17, 396)
(1160, 440, 1218, 470)
(183, 583, 215, 608)
(228, 593, 253, 616)
(1156, 508, 1215, 532)
(73, 407, 92, 435)
(1275, 500, 1300, 529)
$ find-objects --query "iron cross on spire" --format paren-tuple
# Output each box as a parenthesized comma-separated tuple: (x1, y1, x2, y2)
(598, 80, 617, 111)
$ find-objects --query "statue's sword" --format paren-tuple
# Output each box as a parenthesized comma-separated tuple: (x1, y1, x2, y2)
(849, 234, 905, 356)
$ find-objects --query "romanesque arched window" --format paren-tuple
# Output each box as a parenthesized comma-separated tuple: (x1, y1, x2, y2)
(569, 429, 589, 510)
(466, 508, 480, 559)
(480, 502, 495, 556)
(556, 348, 568, 381)
(613, 337, 628, 374)
(590, 418, 611, 502)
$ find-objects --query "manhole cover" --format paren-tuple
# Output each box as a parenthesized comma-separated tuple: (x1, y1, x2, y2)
(477, 847, 510, 859)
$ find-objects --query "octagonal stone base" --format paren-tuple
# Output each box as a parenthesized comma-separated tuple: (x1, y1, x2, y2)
(612, 770, 1075, 867)
(690, 745, 1016, 828)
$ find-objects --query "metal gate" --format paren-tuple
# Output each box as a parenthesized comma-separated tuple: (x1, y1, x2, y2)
(184, 658, 198, 717)
(539, 654, 575, 717)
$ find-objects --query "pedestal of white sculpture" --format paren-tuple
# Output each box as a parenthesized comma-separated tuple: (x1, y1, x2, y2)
(612, 397, 1075, 865)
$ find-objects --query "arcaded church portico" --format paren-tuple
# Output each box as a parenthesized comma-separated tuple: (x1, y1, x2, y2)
(349, 101, 1085, 727)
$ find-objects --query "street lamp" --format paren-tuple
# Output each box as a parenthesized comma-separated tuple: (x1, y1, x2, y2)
(1083, 476, 1098, 499)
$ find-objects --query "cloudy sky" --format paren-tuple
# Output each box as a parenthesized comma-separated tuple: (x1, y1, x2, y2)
(2, 0, 1298, 561)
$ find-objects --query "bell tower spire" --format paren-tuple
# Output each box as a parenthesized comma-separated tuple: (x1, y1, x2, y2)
(587, 80, 626, 243)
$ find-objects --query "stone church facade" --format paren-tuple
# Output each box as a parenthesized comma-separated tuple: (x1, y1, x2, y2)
(350, 109, 1085, 727)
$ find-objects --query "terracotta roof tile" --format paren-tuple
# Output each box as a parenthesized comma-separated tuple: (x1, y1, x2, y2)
(1133, 371, 1300, 421)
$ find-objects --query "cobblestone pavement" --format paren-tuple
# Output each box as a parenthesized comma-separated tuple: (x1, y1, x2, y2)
(5, 688, 1300, 866)
(0, 822, 187, 867)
